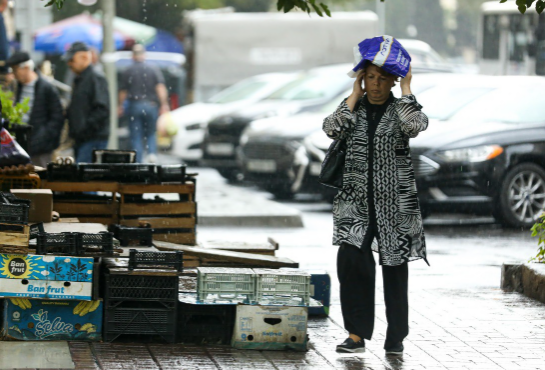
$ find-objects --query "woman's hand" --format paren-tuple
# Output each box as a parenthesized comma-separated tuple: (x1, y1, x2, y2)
(346, 70, 366, 111)
(400, 66, 412, 96)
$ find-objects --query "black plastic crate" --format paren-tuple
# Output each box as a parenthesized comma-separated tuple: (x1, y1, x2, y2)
(36, 232, 79, 255)
(109, 224, 153, 247)
(0, 203, 29, 225)
(79, 232, 114, 254)
(177, 302, 236, 344)
(46, 162, 80, 182)
(92, 149, 136, 164)
(104, 274, 179, 302)
(158, 164, 187, 183)
(79, 164, 158, 183)
(0, 192, 31, 207)
(128, 250, 183, 272)
(104, 305, 177, 343)
(29, 222, 44, 240)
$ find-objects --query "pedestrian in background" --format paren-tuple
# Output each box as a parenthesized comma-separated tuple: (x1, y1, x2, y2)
(7, 51, 64, 167)
(64, 42, 110, 163)
(118, 44, 169, 163)
(323, 61, 428, 355)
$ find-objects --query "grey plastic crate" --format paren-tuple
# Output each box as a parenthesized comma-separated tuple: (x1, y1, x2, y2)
(197, 267, 255, 303)
(254, 268, 311, 306)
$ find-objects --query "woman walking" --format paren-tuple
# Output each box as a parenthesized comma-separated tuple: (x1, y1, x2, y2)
(323, 42, 429, 355)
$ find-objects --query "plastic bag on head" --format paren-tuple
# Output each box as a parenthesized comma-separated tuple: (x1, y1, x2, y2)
(347, 35, 411, 78)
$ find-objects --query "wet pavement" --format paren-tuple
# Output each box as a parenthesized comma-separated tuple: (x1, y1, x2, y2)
(8, 167, 545, 370)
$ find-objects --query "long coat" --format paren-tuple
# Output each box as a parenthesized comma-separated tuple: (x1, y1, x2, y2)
(322, 94, 429, 266)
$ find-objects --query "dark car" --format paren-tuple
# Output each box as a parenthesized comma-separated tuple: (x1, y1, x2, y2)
(306, 74, 545, 228)
(200, 64, 353, 181)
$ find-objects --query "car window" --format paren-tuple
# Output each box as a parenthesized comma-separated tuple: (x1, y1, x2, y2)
(207, 80, 269, 104)
(450, 86, 545, 123)
(417, 86, 494, 120)
(266, 73, 349, 101)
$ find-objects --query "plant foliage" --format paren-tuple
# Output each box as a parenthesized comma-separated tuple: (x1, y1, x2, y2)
(500, 0, 545, 14)
(531, 214, 545, 262)
(0, 90, 29, 125)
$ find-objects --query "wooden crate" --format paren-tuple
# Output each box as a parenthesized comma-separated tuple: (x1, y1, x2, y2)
(0, 223, 30, 248)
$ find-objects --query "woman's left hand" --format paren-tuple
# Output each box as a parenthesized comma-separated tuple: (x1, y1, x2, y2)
(400, 66, 412, 96)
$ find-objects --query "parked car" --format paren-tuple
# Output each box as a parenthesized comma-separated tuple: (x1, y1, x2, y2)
(162, 72, 300, 162)
(201, 63, 354, 181)
(306, 74, 545, 228)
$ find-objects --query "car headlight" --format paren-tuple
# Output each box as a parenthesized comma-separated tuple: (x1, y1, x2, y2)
(186, 123, 202, 131)
(240, 132, 249, 146)
(435, 145, 504, 163)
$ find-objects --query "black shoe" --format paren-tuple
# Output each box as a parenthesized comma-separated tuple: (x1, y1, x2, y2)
(385, 342, 404, 355)
(336, 338, 366, 353)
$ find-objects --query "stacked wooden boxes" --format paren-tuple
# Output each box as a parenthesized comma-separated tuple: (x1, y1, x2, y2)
(0, 195, 30, 254)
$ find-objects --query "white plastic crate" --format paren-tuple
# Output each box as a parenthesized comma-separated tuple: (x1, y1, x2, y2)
(254, 268, 311, 306)
(197, 267, 255, 303)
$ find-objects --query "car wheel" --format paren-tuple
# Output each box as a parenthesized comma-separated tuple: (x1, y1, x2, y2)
(266, 184, 295, 200)
(217, 168, 241, 183)
(497, 163, 545, 228)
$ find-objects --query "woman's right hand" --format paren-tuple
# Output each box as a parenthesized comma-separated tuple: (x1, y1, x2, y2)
(352, 69, 366, 98)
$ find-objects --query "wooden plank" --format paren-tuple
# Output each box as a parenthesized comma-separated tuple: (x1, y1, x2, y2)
(119, 202, 196, 216)
(42, 181, 119, 192)
(153, 232, 196, 245)
(153, 241, 299, 268)
(120, 217, 195, 229)
(74, 217, 116, 225)
(198, 240, 277, 256)
(118, 183, 195, 194)
(0, 232, 29, 247)
(54, 202, 117, 215)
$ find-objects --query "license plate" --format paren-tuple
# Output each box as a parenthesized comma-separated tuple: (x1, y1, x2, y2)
(207, 143, 235, 156)
(247, 160, 277, 173)
(309, 162, 322, 176)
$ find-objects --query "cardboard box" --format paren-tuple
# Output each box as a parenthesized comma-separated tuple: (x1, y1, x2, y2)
(10, 189, 53, 223)
(0, 254, 94, 300)
(2, 299, 102, 341)
(231, 305, 308, 351)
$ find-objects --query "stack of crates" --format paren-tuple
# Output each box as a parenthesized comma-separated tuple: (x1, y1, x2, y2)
(0, 194, 30, 253)
(102, 250, 183, 343)
(254, 268, 311, 306)
(197, 267, 255, 303)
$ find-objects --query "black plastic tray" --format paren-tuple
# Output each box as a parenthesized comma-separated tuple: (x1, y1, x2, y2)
(128, 250, 184, 272)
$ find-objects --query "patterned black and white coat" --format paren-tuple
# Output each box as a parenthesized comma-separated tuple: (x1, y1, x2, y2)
(322, 94, 429, 266)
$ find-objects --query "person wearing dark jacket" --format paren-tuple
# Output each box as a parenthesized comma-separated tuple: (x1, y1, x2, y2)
(6, 51, 64, 167)
(64, 42, 110, 163)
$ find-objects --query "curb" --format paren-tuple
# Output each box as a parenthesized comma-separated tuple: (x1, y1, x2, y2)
(501, 263, 545, 304)
(198, 214, 304, 228)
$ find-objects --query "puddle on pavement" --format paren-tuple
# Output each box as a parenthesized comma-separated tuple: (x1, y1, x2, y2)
(0, 341, 75, 369)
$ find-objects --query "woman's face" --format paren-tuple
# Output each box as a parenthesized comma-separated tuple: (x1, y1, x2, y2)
(363, 64, 396, 104)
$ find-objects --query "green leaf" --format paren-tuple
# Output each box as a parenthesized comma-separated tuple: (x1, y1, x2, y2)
(320, 3, 331, 17)
(311, 2, 323, 16)
(499, 0, 508, 3)
(277, 0, 286, 11)
(537, 0, 545, 13)
(518, 5, 527, 13)
(526, 0, 535, 7)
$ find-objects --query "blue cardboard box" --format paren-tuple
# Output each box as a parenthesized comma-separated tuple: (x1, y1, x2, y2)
(0, 255, 94, 300)
(308, 271, 331, 316)
(2, 298, 102, 341)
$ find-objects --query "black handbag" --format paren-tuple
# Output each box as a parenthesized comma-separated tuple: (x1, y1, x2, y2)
(318, 138, 346, 189)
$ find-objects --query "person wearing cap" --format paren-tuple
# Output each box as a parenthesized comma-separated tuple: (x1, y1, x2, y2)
(6, 51, 64, 167)
(118, 44, 169, 163)
(323, 36, 429, 356)
(64, 42, 110, 163)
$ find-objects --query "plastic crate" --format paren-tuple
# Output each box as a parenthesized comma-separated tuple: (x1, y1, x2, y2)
(46, 163, 80, 182)
(103, 305, 177, 343)
(128, 250, 183, 272)
(80, 232, 114, 254)
(36, 232, 79, 255)
(104, 274, 179, 302)
(254, 268, 311, 306)
(177, 301, 236, 344)
(197, 267, 255, 303)
(0, 192, 31, 207)
(0, 173, 41, 191)
(109, 224, 153, 247)
(0, 203, 29, 224)
(29, 222, 45, 240)
(92, 149, 136, 164)
(79, 164, 158, 183)
(158, 164, 187, 183)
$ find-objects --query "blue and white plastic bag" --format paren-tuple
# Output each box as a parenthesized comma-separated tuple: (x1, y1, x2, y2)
(347, 35, 411, 78)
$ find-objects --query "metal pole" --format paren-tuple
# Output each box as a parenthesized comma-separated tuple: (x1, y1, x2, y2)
(499, 15, 510, 75)
(376, 0, 386, 35)
(102, 0, 118, 149)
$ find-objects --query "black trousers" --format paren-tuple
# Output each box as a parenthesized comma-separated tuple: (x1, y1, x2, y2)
(337, 225, 409, 348)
